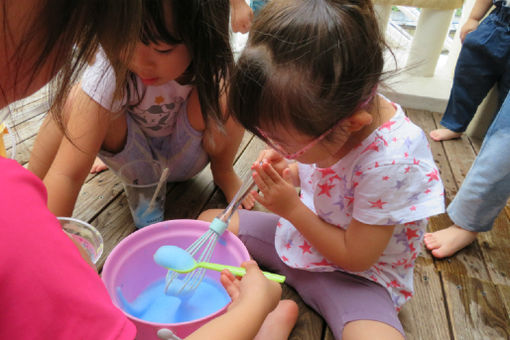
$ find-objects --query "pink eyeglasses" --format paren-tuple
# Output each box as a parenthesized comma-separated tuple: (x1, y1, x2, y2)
(256, 118, 344, 160)
(256, 88, 377, 160)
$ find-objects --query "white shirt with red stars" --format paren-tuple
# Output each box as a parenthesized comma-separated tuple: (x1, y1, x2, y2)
(274, 103, 445, 309)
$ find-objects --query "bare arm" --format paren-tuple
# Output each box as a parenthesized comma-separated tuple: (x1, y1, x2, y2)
(43, 86, 113, 217)
(188, 88, 245, 203)
(252, 161, 394, 272)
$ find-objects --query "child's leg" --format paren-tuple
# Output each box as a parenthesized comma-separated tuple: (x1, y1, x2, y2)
(426, 91, 510, 258)
(343, 320, 404, 340)
(431, 11, 507, 141)
(254, 299, 298, 340)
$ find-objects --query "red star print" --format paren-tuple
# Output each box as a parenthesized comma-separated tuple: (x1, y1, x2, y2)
(277, 221, 282, 228)
(392, 137, 398, 143)
(379, 120, 396, 130)
(424, 189, 431, 194)
(386, 280, 401, 288)
(281, 256, 289, 262)
(400, 290, 413, 299)
(413, 158, 420, 165)
(405, 228, 419, 240)
(319, 168, 336, 178)
(409, 242, 416, 253)
(369, 199, 387, 209)
(299, 241, 313, 254)
(375, 161, 379, 168)
(370, 275, 378, 282)
(404, 152, 409, 158)
(318, 182, 335, 197)
(392, 160, 396, 165)
(311, 258, 333, 266)
(285, 242, 292, 249)
(410, 206, 416, 211)
(355, 170, 363, 176)
(382, 176, 389, 181)
(344, 196, 354, 207)
(362, 140, 379, 153)
(404, 221, 417, 226)
(329, 174, 341, 182)
(426, 169, 440, 182)
(405, 166, 411, 173)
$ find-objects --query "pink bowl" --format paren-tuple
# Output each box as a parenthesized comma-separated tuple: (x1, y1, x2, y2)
(102, 219, 250, 339)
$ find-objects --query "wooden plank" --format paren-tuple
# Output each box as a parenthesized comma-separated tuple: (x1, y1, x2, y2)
(73, 170, 124, 222)
(92, 193, 136, 271)
(431, 112, 477, 189)
(442, 272, 510, 340)
(477, 212, 510, 286)
(399, 253, 452, 339)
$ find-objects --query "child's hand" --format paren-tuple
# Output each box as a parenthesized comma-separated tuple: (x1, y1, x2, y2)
(460, 18, 479, 42)
(255, 149, 289, 177)
(220, 260, 281, 315)
(230, 0, 253, 33)
(251, 161, 301, 217)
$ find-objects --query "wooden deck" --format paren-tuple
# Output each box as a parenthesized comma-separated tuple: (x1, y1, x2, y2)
(4, 88, 510, 340)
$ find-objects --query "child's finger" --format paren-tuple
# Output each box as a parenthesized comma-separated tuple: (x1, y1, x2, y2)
(262, 162, 283, 183)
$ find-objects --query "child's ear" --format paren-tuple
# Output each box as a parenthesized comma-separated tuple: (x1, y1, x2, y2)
(346, 110, 373, 132)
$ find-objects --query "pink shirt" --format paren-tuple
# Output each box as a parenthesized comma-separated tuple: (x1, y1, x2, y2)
(275, 104, 445, 309)
(0, 158, 136, 339)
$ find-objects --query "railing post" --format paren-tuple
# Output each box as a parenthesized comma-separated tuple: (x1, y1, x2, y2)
(406, 8, 455, 76)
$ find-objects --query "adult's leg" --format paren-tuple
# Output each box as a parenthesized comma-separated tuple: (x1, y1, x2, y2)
(425, 91, 510, 258)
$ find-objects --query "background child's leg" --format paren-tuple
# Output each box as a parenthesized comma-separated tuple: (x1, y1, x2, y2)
(426, 91, 510, 258)
(431, 11, 509, 141)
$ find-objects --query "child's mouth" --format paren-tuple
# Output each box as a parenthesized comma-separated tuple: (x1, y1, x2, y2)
(140, 77, 159, 85)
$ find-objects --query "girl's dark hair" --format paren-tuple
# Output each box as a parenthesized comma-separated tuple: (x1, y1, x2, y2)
(1, 0, 143, 130)
(230, 0, 388, 140)
(134, 0, 234, 126)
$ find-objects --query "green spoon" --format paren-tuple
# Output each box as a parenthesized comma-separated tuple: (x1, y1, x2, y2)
(154, 245, 286, 283)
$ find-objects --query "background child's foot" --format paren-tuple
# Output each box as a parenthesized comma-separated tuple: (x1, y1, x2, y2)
(90, 157, 108, 174)
(429, 128, 462, 142)
(254, 299, 299, 340)
(424, 225, 478, 258)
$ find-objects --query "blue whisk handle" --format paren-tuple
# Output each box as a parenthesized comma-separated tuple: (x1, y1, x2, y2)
(209, 218, 228, 235)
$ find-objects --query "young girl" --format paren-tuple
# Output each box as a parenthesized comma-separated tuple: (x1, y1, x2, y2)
(199, 0, 445, 339)
(28, 0, 254, 218)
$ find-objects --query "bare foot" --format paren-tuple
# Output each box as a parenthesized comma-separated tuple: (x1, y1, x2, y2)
(90, 157, 108, 174)
(424, 224, 478, 258)
(429, 128, 462, 142)
(254, 299, 299, 340)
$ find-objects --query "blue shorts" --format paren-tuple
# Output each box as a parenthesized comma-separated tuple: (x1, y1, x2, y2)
(98, 100, 209, 182)
(237, 209, 405, 340)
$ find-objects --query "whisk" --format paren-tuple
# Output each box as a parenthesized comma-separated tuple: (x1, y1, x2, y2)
(164, 177, 256, 295)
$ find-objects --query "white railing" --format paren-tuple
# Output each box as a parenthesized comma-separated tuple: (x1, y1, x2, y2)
(376, 0, 498, 138)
